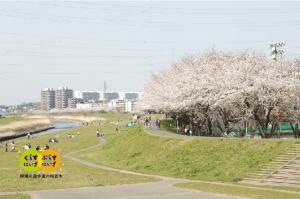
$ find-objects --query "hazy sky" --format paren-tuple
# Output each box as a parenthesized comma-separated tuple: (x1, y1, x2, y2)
(1, 1, 300, 105)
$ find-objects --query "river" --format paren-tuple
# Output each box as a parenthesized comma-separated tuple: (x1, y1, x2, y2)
(36, 120, 81, 136)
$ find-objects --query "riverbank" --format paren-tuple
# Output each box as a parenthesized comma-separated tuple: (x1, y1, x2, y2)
(0, 119, 54, 141)
(28, 114, 106, 123)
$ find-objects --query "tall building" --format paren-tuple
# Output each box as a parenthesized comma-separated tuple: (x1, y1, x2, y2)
(55, 86, 73, 109)
(68, 97, 82, 109)
(74, 91, 100, 102)
(103, 92, 119, 103)
(82, 91, 100, 102)
(41, 88, 55, 111)
(125, 92, 139, 100)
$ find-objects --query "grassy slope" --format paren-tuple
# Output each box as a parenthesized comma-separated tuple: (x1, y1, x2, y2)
(0, 116, 24, 125)
(175, 182, 300, 199)
(76, 125, 296, 182)
(0, 195, 30, 199)
(0, 115, 155, 192)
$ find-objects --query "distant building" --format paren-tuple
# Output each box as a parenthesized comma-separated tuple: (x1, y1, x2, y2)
(125, 93, 139, 101)
(55, 86, 73, 109)
(103, 92, 119, 103)
(68, 97, 80, 109)
(76, 102, 103, 110)
(40, 87, 141, 112)
(41, 88, 55, 111)
(73, 90, 83, 99)
(107, 99, 139, 113)
(76, 103, 92, 110)
(82, 91, 100, 102)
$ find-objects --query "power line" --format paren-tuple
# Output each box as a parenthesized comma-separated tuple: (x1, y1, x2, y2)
(0, 49, 182, 58)
(0, 32, 298, 46)
(0, 63, 171, 67)
(0, 40, 156, 52)
(0, 71, 159, 75)
(16, 1, 300, 15)
(0, 32, 173, 44)
(1, 9, 300, 28)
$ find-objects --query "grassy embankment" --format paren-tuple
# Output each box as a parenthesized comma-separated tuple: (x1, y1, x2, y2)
(0, 194, 30, 199)
(0, 113, 155, 192)
(2, 112, 300, 198)
(76, 125, 297, 182)
(175, 182, 300, 199)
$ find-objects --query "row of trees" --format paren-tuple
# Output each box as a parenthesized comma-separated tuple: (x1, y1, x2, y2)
(140, 50, 300, 138)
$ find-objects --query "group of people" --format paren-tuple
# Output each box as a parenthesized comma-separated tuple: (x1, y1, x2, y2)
(49, 137, 59, 143)
(23, 143, 49, 151)
(96, 129, 105, 137)
(82, 121, 89, 126)
(144, 116, 152, 126)
(2, 139, 52, 152)
(24, 143, 32, 150)
(3, 141, 15, 152)
(184, 126, 193, 136)
(67, 132, 80, 139)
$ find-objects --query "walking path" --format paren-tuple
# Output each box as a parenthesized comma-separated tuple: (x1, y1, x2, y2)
(27, 181, 236, 199)
(146, 125, 196, 139)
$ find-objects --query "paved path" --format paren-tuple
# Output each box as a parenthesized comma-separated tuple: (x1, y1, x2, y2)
(145, 124, 217, 140)
(146, 125, 195, 140)
(27, 180, 236, 199)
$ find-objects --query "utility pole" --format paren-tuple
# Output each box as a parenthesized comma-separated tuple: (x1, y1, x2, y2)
(103, 81, 107, 104)
(270, 41, 285, 138)
(270, 41, 285, 61)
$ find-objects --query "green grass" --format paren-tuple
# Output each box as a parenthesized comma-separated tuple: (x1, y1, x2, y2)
(240, 183, 300, 193)
(0, 194, 31, 199)
(175, 182, 300, 199)
(160, 119, 177, 133)
(0, 116, 24, 125)
(75, 125, 296, 182)
(0, 122, 155, 192)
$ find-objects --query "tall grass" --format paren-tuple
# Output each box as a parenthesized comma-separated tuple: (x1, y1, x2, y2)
(0, 119, 52, 137)
(28, 115, 105, 122)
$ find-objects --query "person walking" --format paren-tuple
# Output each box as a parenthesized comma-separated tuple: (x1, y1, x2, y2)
(27, 133, 31, 140)
(116, 123, 120, 133)
(184, 127, 188, 135)
(5, 142, 8, 152)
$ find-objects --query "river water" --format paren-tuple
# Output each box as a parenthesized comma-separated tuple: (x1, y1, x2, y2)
(37, 120, 81, 136)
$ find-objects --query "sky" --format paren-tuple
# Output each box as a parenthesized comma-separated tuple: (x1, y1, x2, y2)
(0, 1, 300, 105)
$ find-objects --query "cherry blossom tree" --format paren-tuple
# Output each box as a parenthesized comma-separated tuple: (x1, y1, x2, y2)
(139, 50, 299, 138)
